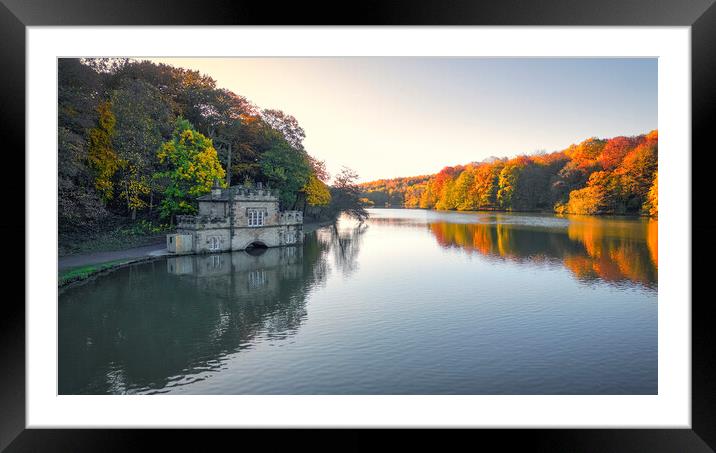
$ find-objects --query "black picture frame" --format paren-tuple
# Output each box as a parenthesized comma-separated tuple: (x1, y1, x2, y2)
(3, 0, 714, 451)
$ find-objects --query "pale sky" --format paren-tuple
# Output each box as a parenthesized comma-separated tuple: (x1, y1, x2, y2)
(149, 58, 657, 183)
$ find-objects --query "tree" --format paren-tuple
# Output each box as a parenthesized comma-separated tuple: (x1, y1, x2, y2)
(645, 172, 658, 217)
(329, 167, 369, 222)
(155, 118, 225, 223)
(59, 127, 109, 234)
(565, 137, 606, 171)
(308, 155, 330, 182)
(259, 129, 312, 208)
(110, 78, 174, 218)
(202, 89, 257, 186)
(261, 109, 306, 151)
(58, 59, 108, 234)
(303, 174, 332, 207)
(86, 100, 120, 203)
(562, 185, 608, 215)
(616, 136, 657, 213)
(598, 135, 638, 170)
(452, 167, 477, 211)
(497, 160, 524, 209)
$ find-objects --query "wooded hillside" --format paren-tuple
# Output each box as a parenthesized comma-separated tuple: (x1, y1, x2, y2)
(58, 58, 348, 248)
(360, 131, 658, 216)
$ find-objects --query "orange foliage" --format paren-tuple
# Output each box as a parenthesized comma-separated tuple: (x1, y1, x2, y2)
(427, 216, 656, 288)
(361, 130, 657, 217)
(598, 136, 639, 170)
(647, 219, 658, 267)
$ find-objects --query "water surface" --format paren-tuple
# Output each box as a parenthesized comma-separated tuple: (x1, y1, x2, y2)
(59, 209, 657, 394)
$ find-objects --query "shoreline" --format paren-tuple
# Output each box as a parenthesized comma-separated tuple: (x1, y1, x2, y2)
(366, 206, 656, 219)
(58, 219, 337, 289)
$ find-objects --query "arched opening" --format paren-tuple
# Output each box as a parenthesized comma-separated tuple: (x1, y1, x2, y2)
(245, 241, 268, 256)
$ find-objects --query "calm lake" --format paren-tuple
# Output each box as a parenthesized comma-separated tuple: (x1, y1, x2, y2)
(59, 209, 657, 395)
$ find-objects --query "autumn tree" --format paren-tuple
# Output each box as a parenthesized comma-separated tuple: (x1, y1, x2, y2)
(616, 133, 657, 213)
(303, 174, 332, 207)
(309, 157, 329, 181)
(86, 100, 121, 203)
(154, 118, 225, 223)
(110, 78, 174, 218)
(598, 136, 638, 170)
(497, 160, 524, 209)
(358, 132, 656, 217)
(644, 172, 658, 217)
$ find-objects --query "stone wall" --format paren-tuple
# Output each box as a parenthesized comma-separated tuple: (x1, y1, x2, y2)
(233, 200, 280, 227)
(192, 227, 232, 253)
(198, 201, 228, 217)
(169, 195, 303, 254)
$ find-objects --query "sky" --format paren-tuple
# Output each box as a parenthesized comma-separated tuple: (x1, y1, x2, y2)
(149, 57, 657, 183)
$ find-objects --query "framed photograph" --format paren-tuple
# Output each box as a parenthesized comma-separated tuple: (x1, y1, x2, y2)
(5, 0, 715, 450)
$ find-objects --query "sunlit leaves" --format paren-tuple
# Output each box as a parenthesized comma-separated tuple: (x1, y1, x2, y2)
(86, 101, 120, 202)
(360, 131, 657, 217)
(155, 117, 225, 221)
(303, 174, 332, 207)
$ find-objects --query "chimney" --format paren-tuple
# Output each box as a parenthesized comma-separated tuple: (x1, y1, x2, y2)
(211, 178, 222, 197)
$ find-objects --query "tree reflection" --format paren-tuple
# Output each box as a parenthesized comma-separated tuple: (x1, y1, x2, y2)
(318, 218, 367, 277)
(59, 234, 330, 395)
(428, 215, 657, 289)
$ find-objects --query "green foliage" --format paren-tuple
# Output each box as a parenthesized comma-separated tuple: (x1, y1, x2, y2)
(59, 58, 331, 243)
(111, 78, 174, 216)
(120, 219, 171, 236)
(155, 118, 226, 220)
(259, 129, 311, 208)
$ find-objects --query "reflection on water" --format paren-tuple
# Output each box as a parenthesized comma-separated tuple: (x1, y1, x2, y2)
(59, 209, 656, 395)
(426, 214, 657, 290)
(59, 236, 329, 394)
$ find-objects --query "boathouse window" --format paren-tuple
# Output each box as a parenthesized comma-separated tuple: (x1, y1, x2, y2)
(247, 208, 265, 227)
(248, 269, 267, 289)
(208, 236, 220, 251)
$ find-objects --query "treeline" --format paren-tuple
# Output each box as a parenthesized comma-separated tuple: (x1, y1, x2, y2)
(360, 131, 658, 216)
(59, 58, 365, 243)
(359, 175, 432, 207)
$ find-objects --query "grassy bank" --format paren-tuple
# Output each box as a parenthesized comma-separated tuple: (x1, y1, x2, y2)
(59, 258, 138, 287)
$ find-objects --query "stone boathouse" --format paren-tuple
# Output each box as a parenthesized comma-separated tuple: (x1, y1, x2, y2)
(166, 181, 303, 254)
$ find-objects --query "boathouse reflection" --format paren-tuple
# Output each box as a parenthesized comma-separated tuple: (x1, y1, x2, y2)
(59, 234, 332, 394)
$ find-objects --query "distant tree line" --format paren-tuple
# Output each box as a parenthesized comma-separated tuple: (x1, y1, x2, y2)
(360, 131, 658, 217)
(59, 58, 365, 243)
